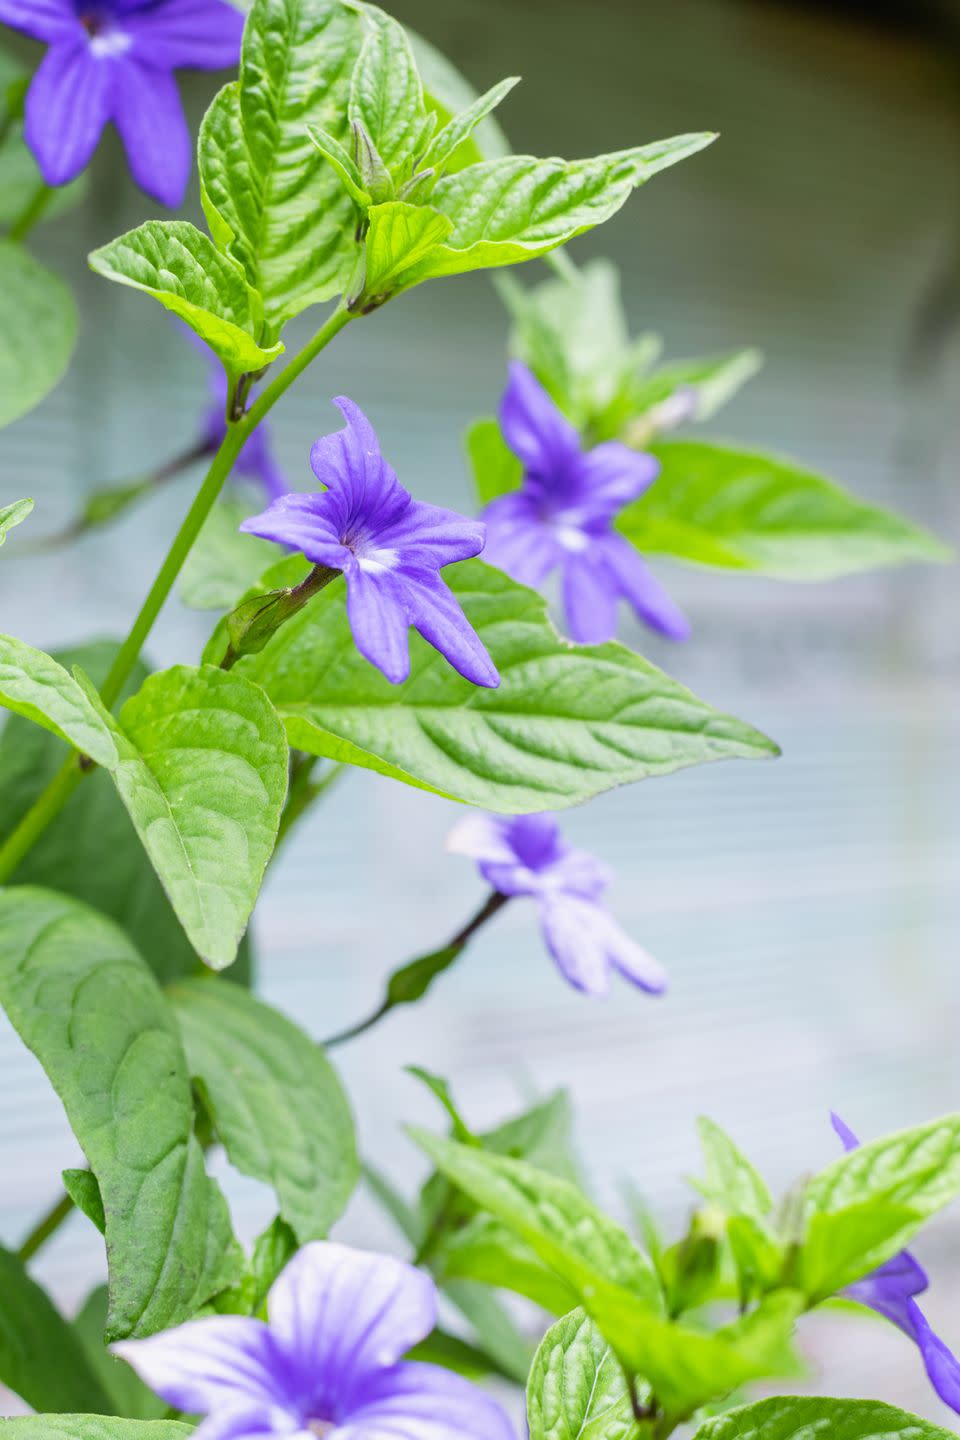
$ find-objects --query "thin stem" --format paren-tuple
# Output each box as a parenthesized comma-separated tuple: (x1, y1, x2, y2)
(324, 890, 509, 1049)
(9, 182, 53, 243)
(0, 302, 353, 882)
(17, 1190, 75, 1263)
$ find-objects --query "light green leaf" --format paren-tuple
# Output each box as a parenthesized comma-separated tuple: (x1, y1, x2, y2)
(0, 240, 77, 431)
(409, 27, 511, 169)
(180, 495, 283, 611)
(0, 1246, 114, 1414)
(228, 557, 777, 813)
(0, 642, 255, 988)
(801, 1114, 960, 1298)
(170, 979, 357, 1239)
(350, 8, 427, 174)
(435, 1215, 580, 1315)
(307, 124, 370, 209)
(74, 1287, 168, 1419)
(423, 77, 520, 174)
(629, 350, 763, 427)
(692, 1396, 957, 1440)
(409, 1129, 663, 1315)
(391, 135, 715, 291)
(619, 442, 951, 578)
(0, 635, 119, 766)
(363, 202, 454, 303)
(0, 498, 33, 546)
(527, 1310, 643, 1440)
(88, 222, 282, 378)
(0, 1422, 191, 1440)
(0, 889, 242, 1339)
(697, 1117, 772, 1220)
(466, 419, 522, 506)
(199, 0, 365, 332)
(90, 665, 289, 970)
(0, 125, 86, 228)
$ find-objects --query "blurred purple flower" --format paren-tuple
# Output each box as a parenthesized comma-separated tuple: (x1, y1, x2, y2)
(480, 362, 690, 644)
(114, 1241, 515, 1440)
(1, 0, 243, 206)
(447, 811, 666, 998)
(832, 1113, 960, 1415)
(199, 352, 287, 503)
(241, 397, 499, 688)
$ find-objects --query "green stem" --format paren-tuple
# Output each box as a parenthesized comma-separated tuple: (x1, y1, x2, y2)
(0, 302, 353, 882)
(8, 182, 53, 243)
(17, 1190, 75, 1264)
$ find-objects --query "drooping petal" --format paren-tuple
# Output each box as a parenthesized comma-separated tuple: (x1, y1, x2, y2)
(113, 1316, 286, 1417)
(344, 568, 412, 685)
(590, 903, 667, 993)
(267, 1244, 437, 1408)
(378, 497, 487, 569)
(909, 1307, 960, 1415)
(480, 492, 564, 590)
(498, 361, 581, 477)
(569, 440, 659, 517)
(335, 1361, 515, 1440)
(405, 569, 500, 688)
(240, 493, 348, 568)
(593, 534, 691, 641)
(121, 0, 243, 69)
(0, 0, 77, 42)
(538, 893, 614, 997)
(111, 59, 191, 207)
(24, 40, 112, 187)
(560, 552, 620, 644)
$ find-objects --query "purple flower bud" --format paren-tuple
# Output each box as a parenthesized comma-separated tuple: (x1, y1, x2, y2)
(447, 811, 666, 998)
(480, 363, 690, 645)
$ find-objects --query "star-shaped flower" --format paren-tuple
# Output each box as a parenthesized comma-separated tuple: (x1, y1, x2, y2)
(115, 1241, 515, 1440)
(1, 0, 243, 206)
(480, 362, 690, 644)
(447, 811, 666, 997)
(240, 397, 499, 688)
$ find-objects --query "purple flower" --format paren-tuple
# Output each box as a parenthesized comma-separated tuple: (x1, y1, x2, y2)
(447, 811, 666, 998)
(194, 343, 287, 502)
(831, 1113, 960, 1415)
(1, 0, 243, 207)
(480, 363, 690, 645)
(114, 1241, 515, 1440)
(240, 397, 499, 689)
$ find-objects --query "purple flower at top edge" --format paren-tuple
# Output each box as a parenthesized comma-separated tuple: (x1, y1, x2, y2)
(480, 362, 691, 645)
(1, 0, 243, 207)
(447, 811, 666, 998)
(831, 1113, 960, 1415)
(240, 397, 499, 689)
(114, 1241, 516, 1440)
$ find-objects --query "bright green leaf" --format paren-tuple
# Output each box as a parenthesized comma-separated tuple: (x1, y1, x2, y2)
(466, 419, 522, 506)
(0, 498, 33, 546)
(0, 889, 242, 1339)
(170, 979, 357, 1239)
(0, 240, 77, 431)
(423, 76, 520, 174)
(0, 635, 119, 766)
(527, 1309, 643, 1440)
(697, 1116, 772, 1220)
(409, 28, 511, 170)
(435, 1214, 580, 1315)
(199, 0, 365, 332)
(362, 202, 453, 303)
(629, 350, 763, 428)
(692, 1396, 957, 1440)
(0, 1246, 114, 1414)
(0, 1422, 191, 1440)
(349, 8, 427, 174)
(63, 1169, 106, 1235)
(88, 222, 282, 378)
(228, 557, 777, 813)
(619, 442, 951, 578)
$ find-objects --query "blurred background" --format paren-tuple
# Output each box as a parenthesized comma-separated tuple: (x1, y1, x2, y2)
(1, 0, 960, 1423)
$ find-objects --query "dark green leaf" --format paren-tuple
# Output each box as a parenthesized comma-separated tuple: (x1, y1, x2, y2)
(0, 1247, 114, 1413)
(63, 1170, 105, 1235)
(73, 1287, 167, 1420)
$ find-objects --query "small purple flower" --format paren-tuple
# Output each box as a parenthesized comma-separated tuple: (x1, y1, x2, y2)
(1, 0, 243, 207)
(480, 362, 690, 645)
(831, 1113, 960, 1415)
(194, 343, 287, 502)
(114, 1241, 515, 1440)
(447, 811, 666, 998)
(241, 398, 499, 689)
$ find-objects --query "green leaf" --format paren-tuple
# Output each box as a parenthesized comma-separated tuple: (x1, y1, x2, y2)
(0, 241, 77, 431)
(91, 665, 289, 970)
(408, 28, 511, 170)
(388, 136, 715, 291)
(801, 1114, 960, 1299)
(406, 1327, 510, 1380)
(409, 1129, 663, 1314)
(199, 0, 365, 332)
(0, 1422, 192, 1440)
(0, 636, 119, 765)
(0, 1246, 114, 1413)
(697, 1117, 772, 1220)
(88, 222, 282, 378)
(170, 979, 357, 1239)
(362, 202, 454, 303)
(692, 1396, 957, 1440)
(63, 1169, 106, 1235)
(630, 350, 763, 427)
(181, 495, 283, 611)
(0, 642, 254, 988)
(466, 419, 522, 506)
(435, 1215, 580, 1315)
(349, 8, 427, 174)
(423, 77, 520, 174)
(619, 442, 951, 578)
(0, 126, 86, 227)
(0, 889, 242, 1339)
(527, 1309, 643, 1440)
(0, 497, 33, 546)
(228, 557, 777, 813)
(74, 1287, 167, 1420)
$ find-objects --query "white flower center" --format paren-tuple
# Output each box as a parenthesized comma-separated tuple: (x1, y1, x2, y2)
(357, 547, 399, 574)
(553, 524, 588, 553)
(89, 29, 132, 57)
